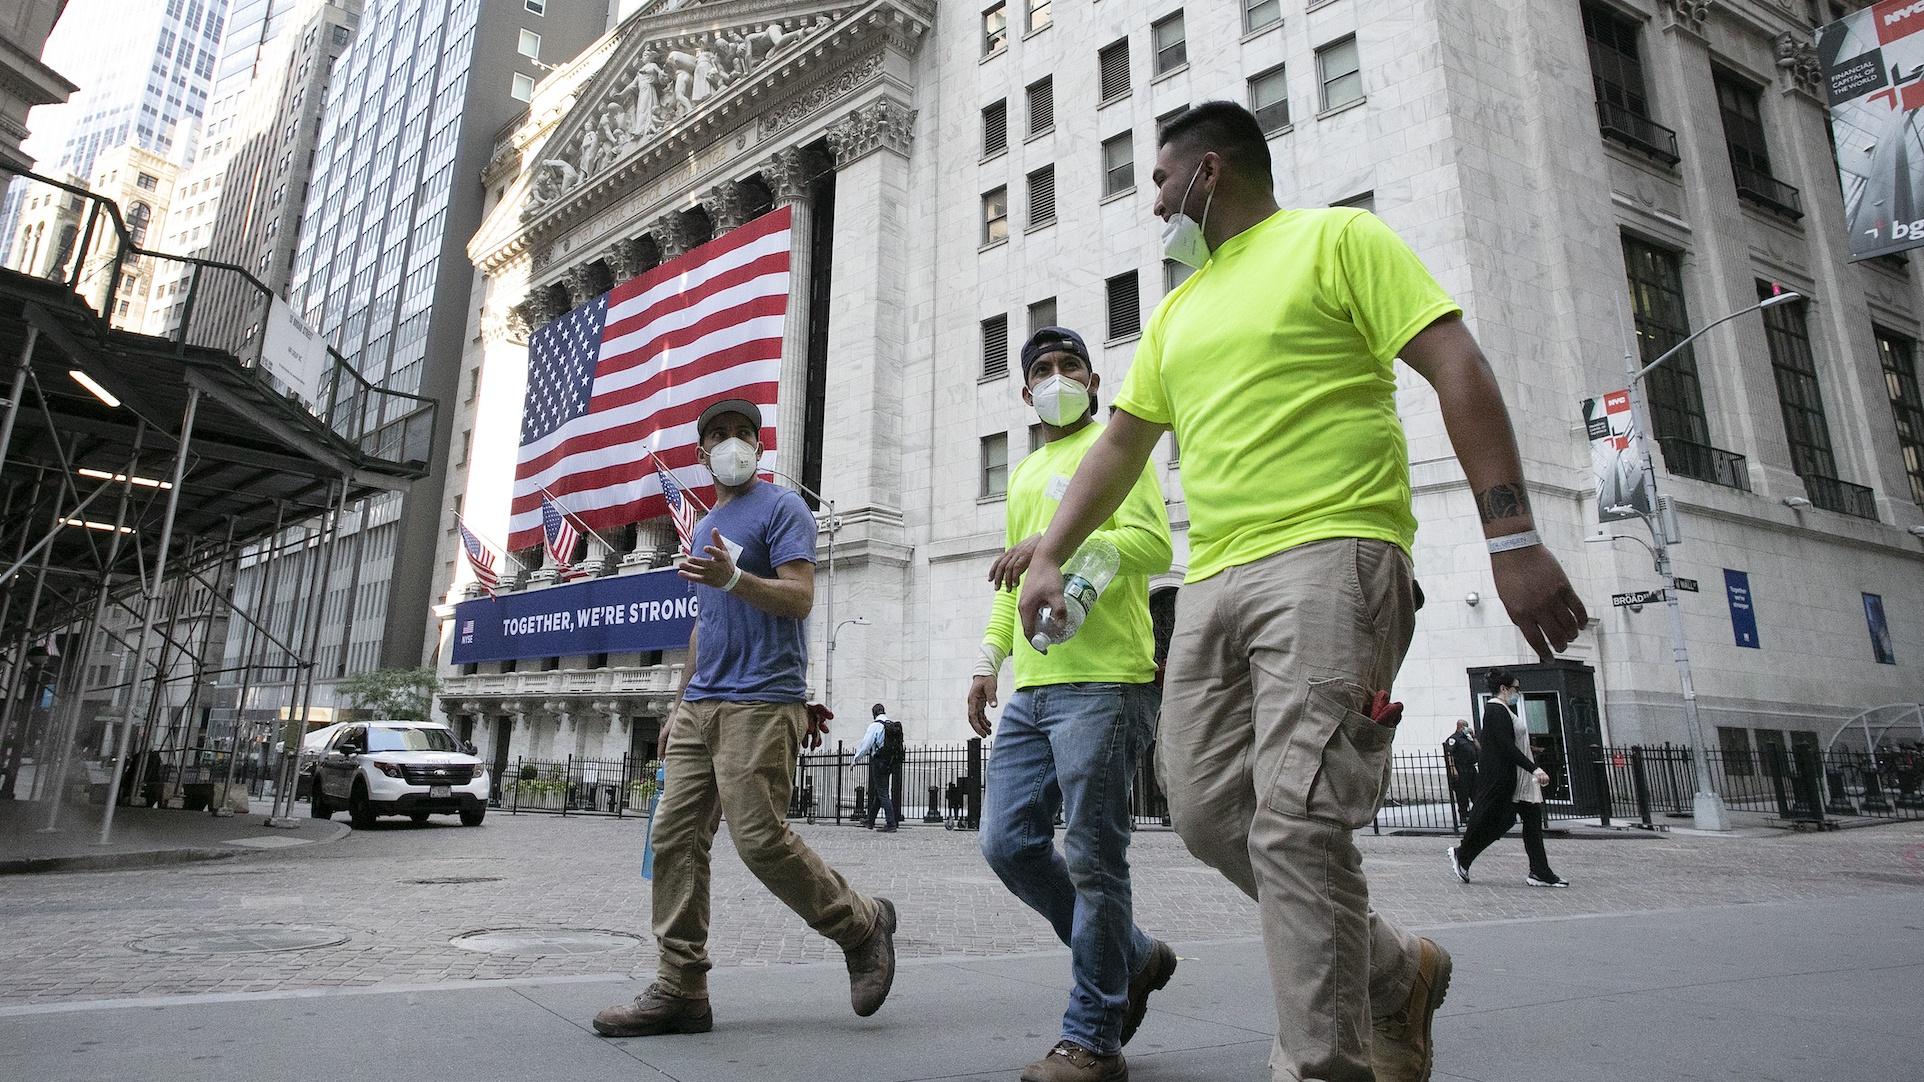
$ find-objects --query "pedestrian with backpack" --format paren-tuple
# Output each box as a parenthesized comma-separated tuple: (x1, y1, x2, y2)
(854, 704, 903, 832)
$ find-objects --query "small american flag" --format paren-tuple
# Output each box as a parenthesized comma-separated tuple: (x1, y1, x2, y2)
(458, 522, 500, 596)
(657, 462, 700, 554)
(541, 494, 587, 580)
(509, 207, 790, 550)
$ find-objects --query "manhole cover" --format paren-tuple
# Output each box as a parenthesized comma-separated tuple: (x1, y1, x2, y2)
(450, 927, 642, 956)
(406, 876, 504, 885)
(130, 924, 349, 955)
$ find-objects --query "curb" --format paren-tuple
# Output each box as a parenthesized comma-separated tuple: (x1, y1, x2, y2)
(0, 819, 352, 876)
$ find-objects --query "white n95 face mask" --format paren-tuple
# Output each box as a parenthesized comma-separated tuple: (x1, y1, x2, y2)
(1030, 375, 1090, 427)
(1160, 160, 1215, 269)
(705, 437, 758, 486)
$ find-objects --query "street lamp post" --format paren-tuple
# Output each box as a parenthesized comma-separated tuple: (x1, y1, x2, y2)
(1617, 288, 1800, 832)
(825, 617, 870, 717)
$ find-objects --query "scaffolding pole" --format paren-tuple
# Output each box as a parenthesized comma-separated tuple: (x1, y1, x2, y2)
(99, 388, 199, 846)
(213, 503, 277, 816)
(269, 481, 344, 826)
(0, 324, 38, 481)
(0, 460, 74, 798)
(38, 424, 142, 828)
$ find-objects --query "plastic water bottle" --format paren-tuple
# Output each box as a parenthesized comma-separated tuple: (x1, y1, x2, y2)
(1030, 536, 1120, 653)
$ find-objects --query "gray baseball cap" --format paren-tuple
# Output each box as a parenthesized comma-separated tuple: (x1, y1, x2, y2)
(696, 398, 763, 438)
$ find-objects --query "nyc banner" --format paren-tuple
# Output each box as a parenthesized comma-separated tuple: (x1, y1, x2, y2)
(1582, 390, 1654, 522)
(450, 567, 698, 665)
(1820, 3, 1924, 259)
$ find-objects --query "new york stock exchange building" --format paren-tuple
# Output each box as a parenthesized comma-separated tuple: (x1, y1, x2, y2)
(431, 0, 1924, 793)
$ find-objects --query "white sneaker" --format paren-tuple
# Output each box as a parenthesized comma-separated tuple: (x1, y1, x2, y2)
(1526, 874, 1569, 888)
(1447, 846, 1469, 883)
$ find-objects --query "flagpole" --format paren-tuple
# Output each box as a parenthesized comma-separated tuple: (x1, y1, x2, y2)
(452, 510, 530, 573)
(643, 446, 712, 514)
(539, 485, 620, 553)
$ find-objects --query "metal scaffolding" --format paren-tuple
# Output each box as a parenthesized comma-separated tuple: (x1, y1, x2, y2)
(0, 169, 437, 843)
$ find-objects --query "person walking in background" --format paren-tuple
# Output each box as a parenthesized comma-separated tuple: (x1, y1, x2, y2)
(968, 326, 1177, 1082)
(853, 703, 903, 832)
(1449, 671, 1568, 889)
(1016, 102, 1588, 1082)
(592, 399, 897, 1039)
(1443, 720, 1479, 820)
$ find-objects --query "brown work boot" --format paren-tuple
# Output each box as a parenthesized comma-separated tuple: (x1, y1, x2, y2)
(1371, 937, 1453, 1082)
(1120, 939, 1177, 1046)
(845, 896, 897, 1017)
(591, 982, 713, 1037)
(1021, 1040, 1127, 1081)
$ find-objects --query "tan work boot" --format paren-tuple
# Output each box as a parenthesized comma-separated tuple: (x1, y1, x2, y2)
(591, 982, 713, 1037)
(1120, 939, 1177, 1046)
(1371, 936, 1452, 1082)
(844, 896, 897, 1017)
(1020, 1039, 1127, 1082)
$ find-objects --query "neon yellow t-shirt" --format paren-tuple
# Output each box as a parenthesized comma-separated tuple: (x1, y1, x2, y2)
(1113, 208, 1460, 583)
(981, 421, 1172, 689)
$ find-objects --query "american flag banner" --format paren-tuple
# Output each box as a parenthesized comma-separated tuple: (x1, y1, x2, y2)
(508, 207, 790, 551)
(656, 461, 700, 555)
(458, 522, 501, 595)
(540, 494, 587, 580)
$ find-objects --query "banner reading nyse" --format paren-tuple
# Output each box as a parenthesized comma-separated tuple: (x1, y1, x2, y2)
(1821, 3, 1924, 260)
(450, 567, 698, 665)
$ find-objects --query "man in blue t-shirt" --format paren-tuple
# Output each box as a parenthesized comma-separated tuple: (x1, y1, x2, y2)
(593, 399, 898, 1039)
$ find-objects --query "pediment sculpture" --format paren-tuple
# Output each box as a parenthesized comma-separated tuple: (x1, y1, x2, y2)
(527, 18, 830, 212)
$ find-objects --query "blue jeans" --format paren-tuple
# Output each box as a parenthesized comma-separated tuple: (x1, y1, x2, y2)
(979, 681, 1159, 1055)
(865, 760, 899, 828)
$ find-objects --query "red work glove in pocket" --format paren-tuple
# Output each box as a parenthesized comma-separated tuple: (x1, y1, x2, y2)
(1368, 690, 1404, 728)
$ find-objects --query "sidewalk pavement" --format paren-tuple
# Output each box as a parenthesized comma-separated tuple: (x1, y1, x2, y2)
(1, 889, 1913, 1082)
(0, 798, 346, 874)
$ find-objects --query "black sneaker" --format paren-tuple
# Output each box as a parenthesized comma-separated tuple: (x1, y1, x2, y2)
(1447, 846, 1469, 884)
(1526, 873, 1569, 889)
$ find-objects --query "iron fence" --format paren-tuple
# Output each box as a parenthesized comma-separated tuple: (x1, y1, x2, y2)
(500, 755, 661, 817)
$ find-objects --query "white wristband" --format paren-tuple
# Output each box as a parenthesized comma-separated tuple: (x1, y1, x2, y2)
(722, 566, 743, 592)
(1487, 530, 1542, 554)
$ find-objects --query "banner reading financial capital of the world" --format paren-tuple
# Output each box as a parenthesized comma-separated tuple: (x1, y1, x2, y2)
(1820, 2, 1924, 260)
(449, 566, 698, 665)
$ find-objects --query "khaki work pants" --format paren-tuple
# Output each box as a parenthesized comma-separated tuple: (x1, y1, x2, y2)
(650, 699, 879, 997)
(1158, 538, 1422, 1082)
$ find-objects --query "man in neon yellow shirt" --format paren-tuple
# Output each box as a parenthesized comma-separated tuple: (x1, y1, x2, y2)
(968, 326, 1177, 1082)
(1018, 103, 1588, 1082)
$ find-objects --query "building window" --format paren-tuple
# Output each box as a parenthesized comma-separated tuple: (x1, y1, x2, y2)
(517, 29, 540, 59)
(510, 72, 534, 101)
(1029, 422, 1047, 451)
(1106, 271, 1141, 340)
(135, 172, 158, 191)
(1028, 0, 1052, 33)
(1099, 39, 1131, 102)
(1876, 327, 1924, 505)
(1027, 165, 1056, 228)
(983, 99, 1008, 156)
(1581, 2, 1678, 163)
(981, 433, 1009, 497)
(1758, 283, 1835, 481)
(984, 2, 1008, 56)
(1246, 0, 1281, 33)
(1249, 64, 1289, 133)
(1152, 11, 1187, 74)
(1331, 190, 1375, 212)
(1102, 132, 1133, 196)
(525, 0, 544, 13)
(1163, 259, 1192, 294)
(982, 314, 1009, 379)
(1027, 77, 1054, 136)
(1156, 104, 1190, 131)
(1317, 36, 1363, 112)
(982, 187, 1009, 245)
(1028, 296, 1057, 334)
(1716, 71, 1802, 218)
(1620, 236, 1710, 449)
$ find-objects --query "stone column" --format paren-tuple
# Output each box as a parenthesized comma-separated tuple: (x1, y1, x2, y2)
(619, 520, 673, 570)
(707, 181, 749, 233)
(609, 238, 644, 282)
(655, 215, 694, 261)
(521, 288, 562, 332)
(767, 145, 816, 482)
(565, 264, 599, 307)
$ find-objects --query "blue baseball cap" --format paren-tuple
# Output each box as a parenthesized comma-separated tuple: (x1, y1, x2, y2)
(1019, 326, 1091, 380)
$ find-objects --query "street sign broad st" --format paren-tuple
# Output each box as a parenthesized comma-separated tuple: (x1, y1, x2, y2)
(1612, 589, 1669, 608)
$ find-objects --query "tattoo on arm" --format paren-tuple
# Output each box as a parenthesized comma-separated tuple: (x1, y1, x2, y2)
(1474, 482, 1530, 525)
